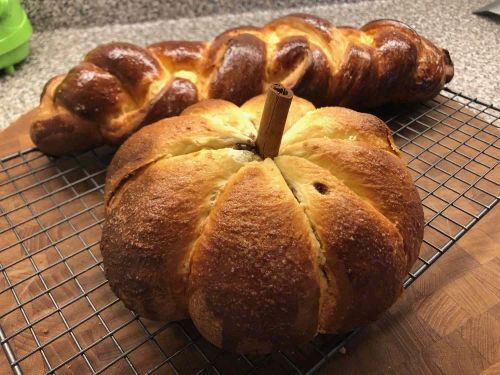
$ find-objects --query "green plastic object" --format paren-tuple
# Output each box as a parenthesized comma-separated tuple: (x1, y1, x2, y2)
(0, 0, 32, 75)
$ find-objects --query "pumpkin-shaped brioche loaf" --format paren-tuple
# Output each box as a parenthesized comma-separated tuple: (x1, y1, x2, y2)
(101, 94, 424, 354)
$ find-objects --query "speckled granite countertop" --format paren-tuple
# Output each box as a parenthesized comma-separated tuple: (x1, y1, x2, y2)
(1, 0, 498, 130)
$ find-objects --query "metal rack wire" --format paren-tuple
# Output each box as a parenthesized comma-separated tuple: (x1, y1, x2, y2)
(0, 88, 498, 374)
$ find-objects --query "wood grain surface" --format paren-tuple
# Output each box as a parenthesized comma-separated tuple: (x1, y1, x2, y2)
(0, 96, 498, 375)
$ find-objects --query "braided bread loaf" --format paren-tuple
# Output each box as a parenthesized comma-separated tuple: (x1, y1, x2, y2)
(27, 13, 454, 156)
(101, 94, 424, 354)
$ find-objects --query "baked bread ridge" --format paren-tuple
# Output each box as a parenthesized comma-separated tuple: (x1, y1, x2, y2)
(27, 13, 454, 155)
(101, 94, 424, 353)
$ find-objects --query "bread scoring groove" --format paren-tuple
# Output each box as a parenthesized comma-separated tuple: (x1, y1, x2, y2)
(274, 154, 408, 331)
(282, 137, 424, 270)
(182, 156, 257, 300)
(102, 148, 258, 320)
(273, 160, 330, 313)
(107, 156, 159, 210)
(107, 145, 249, 208)
(186, 160, 321, 351)
(280, 141, 400, 223)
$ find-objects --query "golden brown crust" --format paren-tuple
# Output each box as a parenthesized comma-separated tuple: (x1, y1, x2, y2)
(274, 155, 407, 331)
(29, 110, 103, 156)
(102, 149, 258, 320)
(283, 139, 424, 271)
(55, 62, 133, 123)
(85, 42, 163, 103)
(269, 36, 310, 82)
(104, 113, 252, 207)
(266, 13, 335, 44)
(147, 40, 206, 72)
(180, 99, 257, 138)
(101, 96, 424, 353)
(206, 33, 266, 105)
(188, 160, 321, 352)
(28, 75, 104, 156)
(330, 42, 376, 107)
(267, 35, 333, 106)
(141, 78, 199, 125)
(281, 106, 399, 154)
(26, 14, 453, 155)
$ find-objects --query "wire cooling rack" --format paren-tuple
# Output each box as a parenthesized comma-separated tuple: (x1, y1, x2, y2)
(0, 88, 498, 375)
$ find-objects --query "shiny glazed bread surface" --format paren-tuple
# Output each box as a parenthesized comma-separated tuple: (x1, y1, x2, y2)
(26, 13, 454, 155)
(100, 95, 425, 354)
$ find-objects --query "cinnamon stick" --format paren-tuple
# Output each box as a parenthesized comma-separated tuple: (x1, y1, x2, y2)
(255, 83, 293, 159)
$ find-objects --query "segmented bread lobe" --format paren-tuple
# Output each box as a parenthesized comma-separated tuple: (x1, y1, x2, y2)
(101, 95, 425, 353)
(281, 106, 398, 153)
(104, 114, 253, 207)
(27, 13, 453, 155)
(206, 33, 267, 105)
(28, 76, 103, 156)
(283, 139, 424, 271)
(101, 148, 259, 320)
(187, 160, 321, 353)
(181, 99, 257, 136)
(141, 78, 199, 125)
(275, 156, 407, 331)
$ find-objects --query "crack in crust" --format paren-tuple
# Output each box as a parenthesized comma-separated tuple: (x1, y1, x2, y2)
(102, 148, 260, 320)
(274, 154, 408, 332)
(103, 113, 255, 208)
(106, 147, 235, 211)
(280, 137, 424, 271)
(272, 159, 330, 332)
